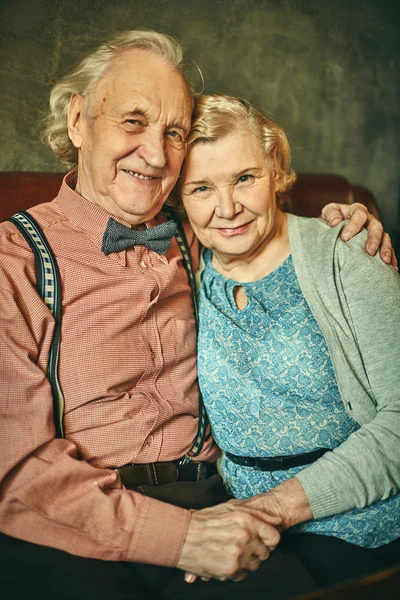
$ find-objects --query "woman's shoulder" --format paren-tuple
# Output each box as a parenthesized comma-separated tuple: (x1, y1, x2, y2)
(287, 213, 368, 256)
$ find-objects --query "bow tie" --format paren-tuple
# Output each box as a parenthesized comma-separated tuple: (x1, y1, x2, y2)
(101, 217, 177, 256)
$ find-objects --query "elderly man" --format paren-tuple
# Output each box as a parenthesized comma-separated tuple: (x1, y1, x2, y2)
(0, 30, 394, 600)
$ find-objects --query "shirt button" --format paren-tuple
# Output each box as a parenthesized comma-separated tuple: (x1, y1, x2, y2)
(146, 435, 154, 445)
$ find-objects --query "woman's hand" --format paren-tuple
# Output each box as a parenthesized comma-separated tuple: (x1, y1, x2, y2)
(242, 477, 313, 531)
(320, 203, 397, 270)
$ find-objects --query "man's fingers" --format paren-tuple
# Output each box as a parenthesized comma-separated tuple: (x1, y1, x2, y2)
(178, 503, 280, 582)
(376, 232, 394, 265)
(360, 218, 383, 256)
(257, 521, 280, 551)
(232, 570, 249, 582)
(320, 202, 346, 227)
(321, 203, 398, 269)
(390, 248, 399, 271)
(340, 204, 369, 242)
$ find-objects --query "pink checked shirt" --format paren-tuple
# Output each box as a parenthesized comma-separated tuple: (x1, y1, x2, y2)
(0, 172, 219, 566)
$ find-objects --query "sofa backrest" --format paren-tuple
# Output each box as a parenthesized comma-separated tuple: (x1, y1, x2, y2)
(0, 171, 381, 222)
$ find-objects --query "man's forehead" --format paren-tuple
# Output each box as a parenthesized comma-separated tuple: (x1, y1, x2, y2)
(94, 48, 192, 120)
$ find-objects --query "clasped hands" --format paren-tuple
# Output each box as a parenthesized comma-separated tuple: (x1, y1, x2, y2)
(177, 477, 310, 584)
(177, 496, 282, 585)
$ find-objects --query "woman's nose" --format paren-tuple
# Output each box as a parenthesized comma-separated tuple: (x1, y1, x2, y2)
(215, 190, 241, 219)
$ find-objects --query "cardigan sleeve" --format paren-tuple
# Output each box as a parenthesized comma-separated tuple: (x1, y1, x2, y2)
(295, 231, 400, 519)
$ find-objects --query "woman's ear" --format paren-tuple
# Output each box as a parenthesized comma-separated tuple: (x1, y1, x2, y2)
(271, 163, 284, 194)
(68, 94, 86, 149)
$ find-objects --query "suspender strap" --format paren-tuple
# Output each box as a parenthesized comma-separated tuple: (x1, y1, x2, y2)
(164, 208, 208, 461)
(7, 208, 207, 455)
(8, 211, 65, 438)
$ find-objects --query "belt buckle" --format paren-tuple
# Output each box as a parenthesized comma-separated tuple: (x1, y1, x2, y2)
(177, 457, 205, 481)
(196, 462, 207, 481)
(177, 454, 192, 466)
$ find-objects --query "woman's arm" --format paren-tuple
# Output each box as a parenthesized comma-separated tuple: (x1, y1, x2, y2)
(245, 229, 400, 525)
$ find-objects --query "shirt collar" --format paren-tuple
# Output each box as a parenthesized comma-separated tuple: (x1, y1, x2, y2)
(54, 170, 166, 266)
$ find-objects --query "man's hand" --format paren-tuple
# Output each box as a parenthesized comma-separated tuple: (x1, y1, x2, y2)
(177, 499, 282, 583)
(320, 202, 398, 270)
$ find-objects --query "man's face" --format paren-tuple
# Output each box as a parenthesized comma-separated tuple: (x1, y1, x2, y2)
(69, 49, 193, 225)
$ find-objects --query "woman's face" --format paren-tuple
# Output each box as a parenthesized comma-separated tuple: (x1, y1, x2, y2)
(181, 128, 280, 260)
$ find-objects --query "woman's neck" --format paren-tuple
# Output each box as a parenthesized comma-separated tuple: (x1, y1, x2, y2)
(211, 211, 290, 283)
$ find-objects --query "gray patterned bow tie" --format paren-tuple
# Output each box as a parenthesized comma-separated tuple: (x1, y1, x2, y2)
(102, 217, 177, 256)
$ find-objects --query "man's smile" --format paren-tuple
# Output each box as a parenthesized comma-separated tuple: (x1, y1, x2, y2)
(122, 169, 158, 181)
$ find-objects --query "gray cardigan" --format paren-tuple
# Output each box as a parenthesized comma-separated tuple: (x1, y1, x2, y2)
(287, 214, 400, 520)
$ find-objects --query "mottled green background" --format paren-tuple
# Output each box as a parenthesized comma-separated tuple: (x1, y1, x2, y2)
(1, 0, 400, 245)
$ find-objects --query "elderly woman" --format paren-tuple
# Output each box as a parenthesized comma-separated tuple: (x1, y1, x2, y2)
(180, 94, 400, 586)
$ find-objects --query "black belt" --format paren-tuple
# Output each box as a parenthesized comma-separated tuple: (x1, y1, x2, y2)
(225, 448, 330, 471)
(114, 459, 215, 488)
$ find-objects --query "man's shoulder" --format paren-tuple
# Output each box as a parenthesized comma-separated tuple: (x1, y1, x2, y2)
(0, 200, 67, 285)
(0, 199, 66, 243)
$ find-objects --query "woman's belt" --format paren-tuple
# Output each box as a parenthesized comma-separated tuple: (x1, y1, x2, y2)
(114, 459, 216, 488)
(225, 448, 331, 471)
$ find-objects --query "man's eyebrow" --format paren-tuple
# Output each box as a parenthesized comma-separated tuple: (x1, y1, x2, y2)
(121, 108, 147, 118)
(166, 121, 188, 133)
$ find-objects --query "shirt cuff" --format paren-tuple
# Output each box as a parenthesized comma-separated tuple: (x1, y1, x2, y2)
(126, 494, 191, 567)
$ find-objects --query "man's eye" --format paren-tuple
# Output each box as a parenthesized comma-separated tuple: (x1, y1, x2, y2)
(238, 174, 252, 183)
(167, 130, 183, 140)
(126, 119, 142, 126)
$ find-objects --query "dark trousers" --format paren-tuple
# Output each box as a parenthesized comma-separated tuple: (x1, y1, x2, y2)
(1, 531, 400, 600)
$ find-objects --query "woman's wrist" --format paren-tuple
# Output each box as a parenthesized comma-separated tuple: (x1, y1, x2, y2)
(267, 477, 314, 530)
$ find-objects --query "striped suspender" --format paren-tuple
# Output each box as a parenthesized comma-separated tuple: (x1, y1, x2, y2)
(164, 208, 208, 462)
(8, 211, 65, 438)
(8, 209, 207, 457)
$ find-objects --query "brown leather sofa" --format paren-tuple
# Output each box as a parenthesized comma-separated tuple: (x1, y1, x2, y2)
(0, 171, 381, 222)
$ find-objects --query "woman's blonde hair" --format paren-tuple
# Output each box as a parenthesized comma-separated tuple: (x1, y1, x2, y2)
(186, 94, 296, 194)
(42, 30, 192, 167)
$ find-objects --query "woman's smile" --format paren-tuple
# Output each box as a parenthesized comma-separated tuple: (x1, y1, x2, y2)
(215, 221, 253, 236)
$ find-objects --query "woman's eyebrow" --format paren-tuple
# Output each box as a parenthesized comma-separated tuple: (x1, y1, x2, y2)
(234, 167, 259, 176)
(183, 177, 211, 187)
(224, 167, 259, 182)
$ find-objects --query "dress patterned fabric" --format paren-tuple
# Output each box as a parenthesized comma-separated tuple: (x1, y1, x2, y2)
(198, 249, 400, 548)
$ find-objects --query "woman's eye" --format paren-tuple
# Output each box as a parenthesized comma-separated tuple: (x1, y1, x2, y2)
(238, 174, 252, 183)
(194, 186, 209, 193)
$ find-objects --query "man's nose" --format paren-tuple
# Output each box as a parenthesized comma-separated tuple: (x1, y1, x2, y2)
(136, 130, 167, 170)
(215, 189, 241, 219)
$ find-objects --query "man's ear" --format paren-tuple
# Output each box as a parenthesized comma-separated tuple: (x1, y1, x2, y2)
(68, 94, 86, 149)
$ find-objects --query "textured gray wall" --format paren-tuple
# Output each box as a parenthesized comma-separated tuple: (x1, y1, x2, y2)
(1, 0, 400, 241)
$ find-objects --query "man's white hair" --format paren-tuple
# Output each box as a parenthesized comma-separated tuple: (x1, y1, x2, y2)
(42, 30, 192, 167)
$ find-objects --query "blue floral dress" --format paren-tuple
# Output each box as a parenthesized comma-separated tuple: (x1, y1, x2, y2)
(198, 249, 400, 547)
